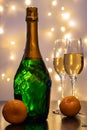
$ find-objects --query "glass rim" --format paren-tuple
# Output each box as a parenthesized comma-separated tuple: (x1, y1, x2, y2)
(66, 38, 82, 41)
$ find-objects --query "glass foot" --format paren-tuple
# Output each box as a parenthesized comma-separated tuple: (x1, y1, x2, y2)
(53, 109, 61, 114)
(78, 112, 87, 116)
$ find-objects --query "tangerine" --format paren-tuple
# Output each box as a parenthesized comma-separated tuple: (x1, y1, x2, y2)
(59, 96, 81, 117)
(2, 99, 27, 124)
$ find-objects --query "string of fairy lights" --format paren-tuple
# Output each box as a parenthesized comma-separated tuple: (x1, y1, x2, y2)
(0, 0, 87, 99)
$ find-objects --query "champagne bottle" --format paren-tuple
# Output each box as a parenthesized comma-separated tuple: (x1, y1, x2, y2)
(13, 7, 52, 121)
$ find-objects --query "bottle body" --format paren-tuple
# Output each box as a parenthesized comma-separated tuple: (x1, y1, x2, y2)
(14, 59, 51, 121)
(13, 7, 52, 121)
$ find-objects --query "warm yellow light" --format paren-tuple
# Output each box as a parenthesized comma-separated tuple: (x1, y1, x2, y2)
(10, 55, 15, 60)
(64, 33, 72, 39)
(0, 5, 3, 12)
(58, 48, 63, 53)
(1, 73, 5, 77)
(48, 68, 53, 73)
(10, 41, 15, 45)
(84, 38, 87, 47)
(56, 52, 60, 57)
(51, 27, 55, 32)
(46, 58, 49, 61)
(1, 73, 5, 80)
(84, 38, 87, 43)
(48, 12, 52, 16)
(7, 78, 10, 82)
(60, 26, 66, 32)
(25, 0, 31, 6)
(61, 12, 70, 20)
(0, 27, 4, 34)
(61, 6, 65, 11)
(58, 86, 62, 92)
(47, 31, 52, 37)
(55, 74, 60, 81)
(52, 0, 57, 6)
(69, 20, 76, 27)
(11, 5, 16, 11)
(45, 30, 54, 40)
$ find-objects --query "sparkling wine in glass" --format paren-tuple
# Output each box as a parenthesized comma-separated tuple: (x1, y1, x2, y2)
(64, 38, 84, 96)
(53, 39, 66, 114)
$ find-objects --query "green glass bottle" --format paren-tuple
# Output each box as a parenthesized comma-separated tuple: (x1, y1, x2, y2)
(13, 7, 52, 121)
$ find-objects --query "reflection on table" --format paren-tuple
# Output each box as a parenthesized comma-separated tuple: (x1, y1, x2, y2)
(0, 101, 87, 130)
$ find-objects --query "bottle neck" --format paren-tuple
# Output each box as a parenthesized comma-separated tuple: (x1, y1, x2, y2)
(23, 20, 41, 59)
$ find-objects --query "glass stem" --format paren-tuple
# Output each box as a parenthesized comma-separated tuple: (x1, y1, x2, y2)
(70, 75, 77, 96)
(60, 75, 65, 98)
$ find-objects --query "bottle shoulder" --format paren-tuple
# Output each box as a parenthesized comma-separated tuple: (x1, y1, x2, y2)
(21, 58, 45, 66)
(14, 58, 52, 88)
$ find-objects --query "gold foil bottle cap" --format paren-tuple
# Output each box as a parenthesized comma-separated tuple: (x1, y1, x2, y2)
(26, 7, 38, 21)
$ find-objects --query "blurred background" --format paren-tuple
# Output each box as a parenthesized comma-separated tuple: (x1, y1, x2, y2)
(0, 0, 87, 101)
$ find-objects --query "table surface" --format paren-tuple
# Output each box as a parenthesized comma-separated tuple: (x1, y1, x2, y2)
(0, 101, 87, 130)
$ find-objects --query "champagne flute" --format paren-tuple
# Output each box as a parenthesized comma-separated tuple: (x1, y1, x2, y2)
(53, 39, 66, 114)
(64, 38, 84, 96)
